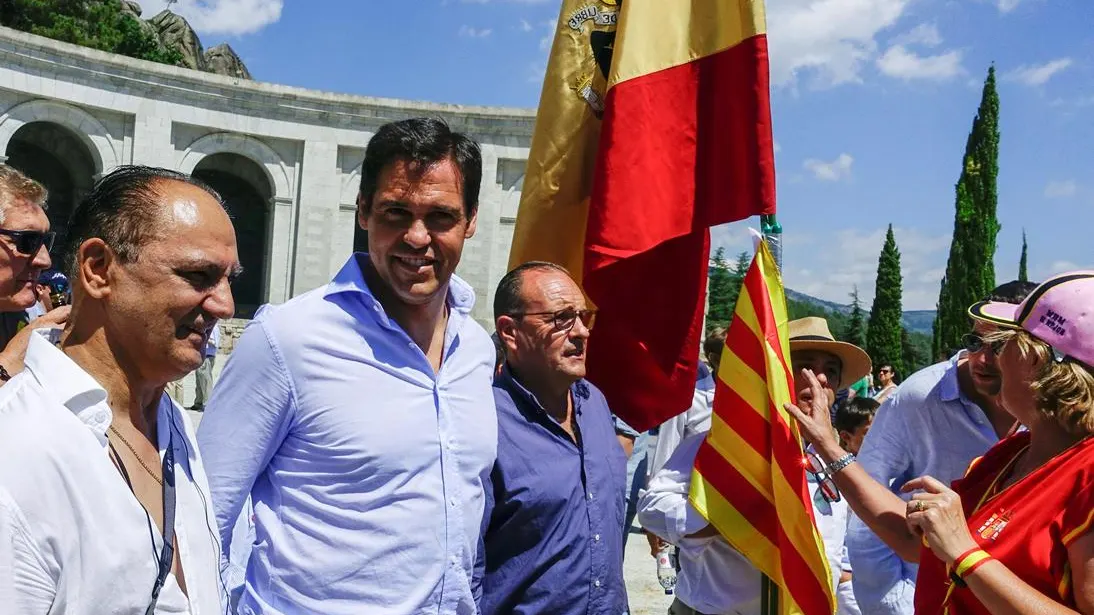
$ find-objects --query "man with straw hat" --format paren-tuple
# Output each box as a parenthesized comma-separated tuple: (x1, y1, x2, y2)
(639, 316, 871, 615)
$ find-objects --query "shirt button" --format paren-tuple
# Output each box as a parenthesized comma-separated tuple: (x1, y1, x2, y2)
(587, 492, 594, 500)
(594, 579, 601, 588)
(594, 534, 601, 542)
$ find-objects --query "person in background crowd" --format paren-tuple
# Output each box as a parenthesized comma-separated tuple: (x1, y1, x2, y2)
(833, 396, 880, 615)
(788, 271, 1094, 615)
(0, 165, 238, 613)
(479, 261, 628, 615)
(836, 397, 880, 456)
(0, 165, 68, 371)
(846, 280, 1038, 615)
(640, 317, 869, 615)
(198, 118, 497, 615)
(872, 365, 898, 403)
(189, 321, 219, 412)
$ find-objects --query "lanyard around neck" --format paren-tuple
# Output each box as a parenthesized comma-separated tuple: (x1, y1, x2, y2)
(145, 428, 176, 615)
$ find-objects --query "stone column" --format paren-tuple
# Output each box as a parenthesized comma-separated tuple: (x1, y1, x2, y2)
(290, 140, 340, 295)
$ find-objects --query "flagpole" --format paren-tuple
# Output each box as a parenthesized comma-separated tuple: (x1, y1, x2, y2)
(760, 213, 782, 615)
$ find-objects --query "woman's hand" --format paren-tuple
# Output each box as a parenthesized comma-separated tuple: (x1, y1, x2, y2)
(784, 369, 841, 458)
(903, 476, 978, 565)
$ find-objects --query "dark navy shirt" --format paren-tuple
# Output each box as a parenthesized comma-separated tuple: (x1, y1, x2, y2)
(479, 366, 629, 615)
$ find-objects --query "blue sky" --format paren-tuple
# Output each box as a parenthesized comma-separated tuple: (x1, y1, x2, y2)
(144, 0, 1093, 310)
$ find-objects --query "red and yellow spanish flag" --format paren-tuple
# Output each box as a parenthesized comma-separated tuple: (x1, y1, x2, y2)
(689, 241, 835, 615)
(508, 0, 776, 431)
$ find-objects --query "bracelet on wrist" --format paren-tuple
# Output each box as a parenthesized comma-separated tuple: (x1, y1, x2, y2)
(824, 452, 856, 476)
(949, 547, 992, 588)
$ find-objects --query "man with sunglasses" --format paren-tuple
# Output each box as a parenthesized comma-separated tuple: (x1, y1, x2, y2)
(639, 317, 869, 615)
(0, 165, 69, 375)
(478, 261, 628, 615)
(846, 280, 1038, 615)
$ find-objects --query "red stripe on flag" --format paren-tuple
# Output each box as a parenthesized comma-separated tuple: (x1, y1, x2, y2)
(725, 316, 768, 379)
(773, 521, 836, 612)
(741, 267, 792, 388)
(694, 441, 779, 543)
(583, 35, 775, 432)
(711, 379, 770, 455)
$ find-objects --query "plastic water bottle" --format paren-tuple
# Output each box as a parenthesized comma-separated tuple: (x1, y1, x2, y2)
(656, 545, 677, 595)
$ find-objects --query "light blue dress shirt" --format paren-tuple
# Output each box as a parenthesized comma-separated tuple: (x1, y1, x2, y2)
(847, 354, 998, 615)
(197, 254, 498, 615)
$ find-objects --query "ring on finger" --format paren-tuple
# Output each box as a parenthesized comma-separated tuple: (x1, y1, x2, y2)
(914, 500, 926, 513)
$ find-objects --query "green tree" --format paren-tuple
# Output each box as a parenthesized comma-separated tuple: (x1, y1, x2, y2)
(730, 251, 750, 306)
(707, 247, 734, 330)
(935, 66, 1001, 359)
(1, 0, 182, 65)
(842, 286, 868, 349)
(867, 225, 905, 377)
(1018, 230, 1029, 283)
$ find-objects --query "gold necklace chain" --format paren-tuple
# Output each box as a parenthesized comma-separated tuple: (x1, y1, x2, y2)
(108, 425, 163, 486)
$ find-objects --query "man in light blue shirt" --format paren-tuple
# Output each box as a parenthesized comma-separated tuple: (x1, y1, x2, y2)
(847, 281, 1036, 615)
(197, 118, 497, 615)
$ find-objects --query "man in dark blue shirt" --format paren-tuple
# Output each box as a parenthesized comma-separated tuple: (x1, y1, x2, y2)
(480, 261, 629, 615)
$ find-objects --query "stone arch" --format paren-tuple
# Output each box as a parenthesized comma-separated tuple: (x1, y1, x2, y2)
(192, 153, 274, 318)
(178, 132, 292, 202)
(0, 99, 119, 173)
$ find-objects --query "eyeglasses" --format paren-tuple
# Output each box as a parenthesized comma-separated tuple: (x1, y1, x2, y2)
(963, 333, 1005, 355)
(803, 451, 841, 512)
(0, 229, 55, 256)
(511, 307, 597, 333)
(878, 368, 892, 374)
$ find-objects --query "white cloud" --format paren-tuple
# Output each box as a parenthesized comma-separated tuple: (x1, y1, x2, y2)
(1044, 180, 1078, 198)
(1005, 58, 1073, 86)
(766, 0, 910, 88)
(459, 25, 493, 38)
(876, 45, 964, 81)
(712, 224, 952, 310)
(803, 153, 854, 182)
(995, 0, 1025, 12)
(519, 19, 533, 33)
(774, 141, 782, 153)
(893, 23, 942, 47)
(139, 0, 282, 36)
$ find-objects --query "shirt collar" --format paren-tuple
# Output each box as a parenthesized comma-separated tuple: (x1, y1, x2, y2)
(324, 253, 477, 316)
(23, 332, 110, 436)
(498, 364, 591, 418)
(939, 351, 968, 403)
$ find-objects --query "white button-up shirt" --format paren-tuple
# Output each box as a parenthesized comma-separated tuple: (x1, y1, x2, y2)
(0, 333, 225, 615)
(639, 432, 846, 615)
(197, 254, 498, 615)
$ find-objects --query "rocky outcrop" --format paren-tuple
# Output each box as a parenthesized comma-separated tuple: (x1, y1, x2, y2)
(204, 44, 252, 80)
(149, 10, 205, 71)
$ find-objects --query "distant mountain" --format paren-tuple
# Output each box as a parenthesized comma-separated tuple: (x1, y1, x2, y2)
(784, 288, 936, 336)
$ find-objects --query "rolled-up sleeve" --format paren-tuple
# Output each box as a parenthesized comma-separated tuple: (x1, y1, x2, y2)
(637, 432, 710, 544)
(197, 315, 295, 571)
(847, 395, 916, 615)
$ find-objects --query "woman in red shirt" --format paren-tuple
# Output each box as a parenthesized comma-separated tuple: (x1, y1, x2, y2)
(789, 271, 1094, 614)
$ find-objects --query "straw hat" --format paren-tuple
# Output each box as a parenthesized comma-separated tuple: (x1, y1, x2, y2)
(788, 317, 873, 391)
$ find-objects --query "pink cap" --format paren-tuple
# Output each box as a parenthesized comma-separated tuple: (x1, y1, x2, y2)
(968, 271, 1094, 367)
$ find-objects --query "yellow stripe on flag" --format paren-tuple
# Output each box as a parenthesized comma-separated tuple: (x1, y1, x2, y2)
(608, 1, 767, 87)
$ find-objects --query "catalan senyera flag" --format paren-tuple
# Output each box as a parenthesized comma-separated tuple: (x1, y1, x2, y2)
(508, 0, 776, 431)
(689, 241, 836, 615)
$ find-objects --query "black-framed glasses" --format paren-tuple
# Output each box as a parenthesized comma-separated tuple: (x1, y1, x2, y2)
(0, 229, 55, 256)
(803, 451, 841, 507)
(963, 333, 1005, 355)
(512, 307, 597, 333)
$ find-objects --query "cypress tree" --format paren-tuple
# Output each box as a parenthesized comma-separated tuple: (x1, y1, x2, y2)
(707, 247, 734, 329)
(843, 286, 868, 350)
(730, 251, 751, 307)
(1018, 230, 1029, 282)
(867, 225, 905, 377)
(935, 66, 1001, 356)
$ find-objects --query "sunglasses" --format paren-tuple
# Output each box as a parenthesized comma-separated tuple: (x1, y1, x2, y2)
(0, 229, 55, 256)
(963, 333, 1005, 355)
(803, 451, 841, 512)
(512, 307, 597, 333)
